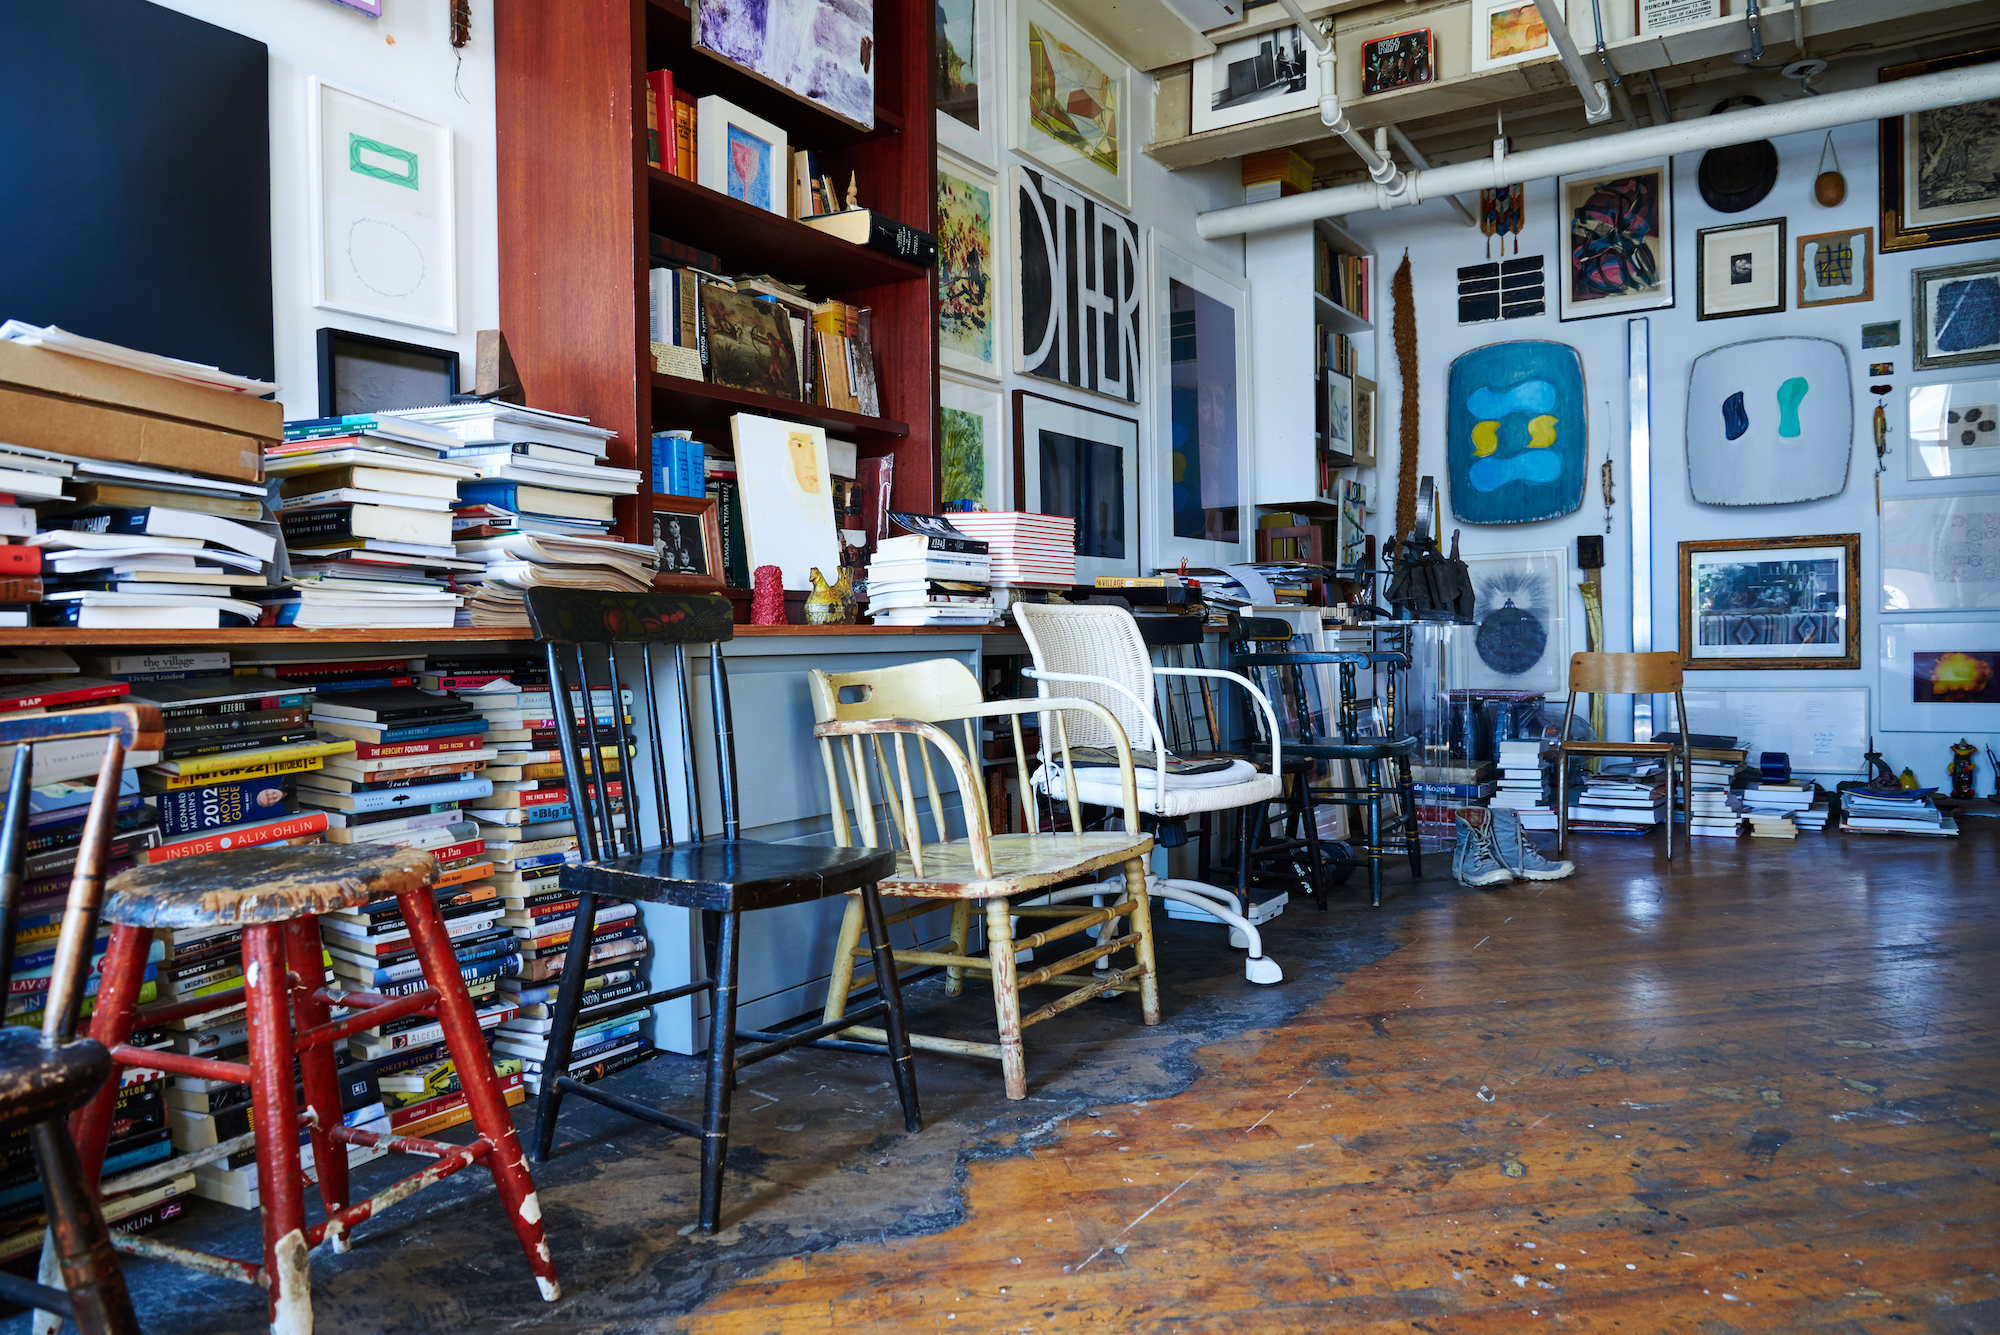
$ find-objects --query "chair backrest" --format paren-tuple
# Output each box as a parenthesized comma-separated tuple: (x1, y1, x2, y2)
(1567, 651, 1683, 695)
(0, 703, 162, 1047)
(1013, 603, 1153, 753)
(525, 588, 737, 862)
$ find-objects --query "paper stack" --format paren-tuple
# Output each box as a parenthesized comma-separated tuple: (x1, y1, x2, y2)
(1489, 740, 1554, 831)
(1566, 768, 1665, 835)
(1685, 787, 1745, 838)
(865, 528, 997, 627)
(940, 513, 1077, 589)
(386, 404, 636, 539)
(1840, 787, 1957, 837)
(451, 533, 659, 629)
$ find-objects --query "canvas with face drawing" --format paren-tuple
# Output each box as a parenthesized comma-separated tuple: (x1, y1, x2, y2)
(1445, 340, 1588, 525)
(731, 413, 840, 590)
(1685, 336, 1852, 506)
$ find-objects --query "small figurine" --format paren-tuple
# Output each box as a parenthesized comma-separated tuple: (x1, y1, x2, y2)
(750, 564, 786, 625)
(1949, 738, 1978, 799)
(805, 565, 856, 625)
(1899, 766, 1921, 790)
(846, 172, 860, 211)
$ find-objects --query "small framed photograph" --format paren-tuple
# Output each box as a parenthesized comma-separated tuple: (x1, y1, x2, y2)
(1191, 21, 1326, 135)
(1558, 159, 1673, 321)
(1470, 0, 1562, 73)
(652, 495, 724, 590)
(1913, 257, 2000, 371)
(1324, 369, 1354, 461)
(1678, 533, 1861, 671)
(1907, 380, 2000, 481)
(1696, 217, 1786, 320)
(1352, 376, 1377, 468)
(1635, 0, 1721, 35)
(695, 95, 789, 217)
(1796, 225, 1873, 308)
(1880, 621, 2000, 732)
(1012, 389, 1139, 581)
(1361, 28, 1434, 97)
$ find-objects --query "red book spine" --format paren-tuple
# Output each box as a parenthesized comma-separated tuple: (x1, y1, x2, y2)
(147, 812, 330, 863)
(431, 840, 487, 863)
(0, 546, 40, 576)
(263, 659, 413, 677)
(350, 734, 486, 760)
(647, 70, 674, 174)
(0, 681, 131, 712)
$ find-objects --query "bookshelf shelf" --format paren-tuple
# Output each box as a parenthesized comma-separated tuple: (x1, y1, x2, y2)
(1314, 292, 1370, 338)
(650, 373, 910, 441)
(645, 171, 926, 291)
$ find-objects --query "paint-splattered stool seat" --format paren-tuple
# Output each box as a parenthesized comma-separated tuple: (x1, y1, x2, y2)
(66, 843, 559, 1335)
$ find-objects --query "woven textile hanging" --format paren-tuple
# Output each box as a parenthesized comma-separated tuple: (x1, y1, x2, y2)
(1392, 251, 1420, 543)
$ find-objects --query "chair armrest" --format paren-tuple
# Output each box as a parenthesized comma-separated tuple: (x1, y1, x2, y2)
(1151, 666, 1283, 776)
(1020, 668, 1169, 796)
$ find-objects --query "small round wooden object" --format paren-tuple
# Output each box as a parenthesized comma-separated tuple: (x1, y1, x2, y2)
(1814, 171, 1846, 206)
(102, 844, 437, 929)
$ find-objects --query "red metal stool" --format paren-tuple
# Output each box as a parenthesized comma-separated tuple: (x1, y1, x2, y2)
(66, 844, 559, 1334)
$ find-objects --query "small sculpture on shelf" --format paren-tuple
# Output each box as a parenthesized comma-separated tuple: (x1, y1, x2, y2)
(805, 565, 856, 625)
(1949, 738, 1977, 799)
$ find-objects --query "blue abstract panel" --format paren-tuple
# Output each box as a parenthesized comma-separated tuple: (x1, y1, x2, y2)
(1686, 336, 1852, 506)
(1446, 340, 1588, 525)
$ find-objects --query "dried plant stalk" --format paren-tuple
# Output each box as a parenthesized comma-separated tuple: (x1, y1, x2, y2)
(1392, 252, 1418, 545)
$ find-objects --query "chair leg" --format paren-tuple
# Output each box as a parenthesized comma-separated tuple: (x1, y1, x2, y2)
(530, 889, 600, 1163)
(1122, 858, 1160, 1025)
(242, 924, 312, 1335)
(399, 889, 560, 1300)
(982, 899, 1028, 1099)
(283, 917, 349, 1247)
(1398, 755, 1423, 878)
(945, 900, 972, 996)
(1555, 748, 1571, 857)
(1294, 777, 1327, 910)
(28, 1120, 138, 1335)
(858, 883, 921, 1134)
(820, 896, 867, 1021)
(1232, 803, 1257, 915)
(698, 910, 742, 1233)
(1365, 760, 1384, 908)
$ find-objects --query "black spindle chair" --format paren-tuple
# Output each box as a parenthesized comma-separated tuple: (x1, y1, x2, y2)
(523, 590, 918, 1233)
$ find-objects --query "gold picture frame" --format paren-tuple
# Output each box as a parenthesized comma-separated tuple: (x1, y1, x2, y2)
(1878, 47, 2000, 252)
(1677, 533, 1861, 671)
(651, 495, 725, 591)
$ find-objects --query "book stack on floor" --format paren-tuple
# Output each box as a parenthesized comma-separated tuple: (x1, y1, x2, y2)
(1794, 799, 1832, 831)
(1489, 740, 1554, 831)
(1566, 767, 1665, 835)
(1686, 786, 1746, 838)
(175, 1045, 391, 1210)
(303, 688, 495, 854)
(1840, 786, 1957, 838)
(940, 513, 1077, 594)
(451, 532, 660, 629)
(865, 529, 997, 627)
(1739, 782, 1817, 840)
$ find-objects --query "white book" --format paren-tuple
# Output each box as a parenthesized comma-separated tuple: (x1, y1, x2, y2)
(264, 448, 478, 480)
(279, 488, 455, 513)
(0, 469, 65, 502)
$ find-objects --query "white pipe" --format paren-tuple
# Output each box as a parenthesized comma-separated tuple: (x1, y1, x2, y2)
(1269, 0, 1410, 199)
(1385, 124, 1479, 228)
(1532, 0, 1613, 124)
(1197, 61, 2000, 238)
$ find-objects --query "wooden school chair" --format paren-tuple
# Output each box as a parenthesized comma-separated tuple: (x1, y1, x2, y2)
(808, 657, 1160, 1101)
(1554, 652, 1694, 858)
(0, 704, 158, 1335)
(521, 589, 918, 1235)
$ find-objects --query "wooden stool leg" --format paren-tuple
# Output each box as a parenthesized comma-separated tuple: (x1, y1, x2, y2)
(29, 1120, 138, 1335)
(1122, 857, 1160, 1026)
(697, 910, 742, 1233)
(283, 917, 349, 1248)
(1296, 777, 1328, 909)
(530, 889, 599, 1163)
(857, 882, 920, 1134)
(983, 899, 1027, 1099)
(243, 924, 312, 1335)
(400, 890, 560, 1301)
(69, 925, 153, 1181)
(819, 896, 865, 1023)
(944, 900, 971, 997)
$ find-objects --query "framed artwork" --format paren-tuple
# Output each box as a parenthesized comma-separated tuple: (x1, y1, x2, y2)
(1695, 218, 1785, 320)
(1880, 621, 2000, 732)
(1352, 376, 1377, 468)
(695, 96, 788, 217)
(1445, 340, 1588, 525)
(1636, 0, 1720, 34)
(1336, 480, 1367, 568)
(1863, 321, 1902, 348)
(938, 163, 1001, 380)
(1152, 237, 1250, 570)
(315, 327, 457, 418)
(1914, 258, 2000, 372)
(938, 376, 1006, 511)
(1458, 255, 1548, 323)
(1012, 0, 1129, 210)
(1881, 494, 2000, 611)
(695, 0, 874, 131)
(1015, 165, 1141, 402)
(1324, 370, 1354, 460)
(1558, 160, 1673, 321)
(936, 0, 999, 169)
(1677, 534, 1861, 671)
(328, 0, 382, 13)
(651, 496, 725, 591)
(698, 285, 801, 398)
(1685, 337, 1851, 507)
(1454, 549, 1567, 693)
(1470, 0, 1561, 73)
(1190, 22, 1325, 135)
(1908, 380, 2000, 480)
(308, 78, 456, 334)
(1796, 226, 1873, 309)
(1877, 47, 2000, 252)
(1361, 29, 1434, 97)
(731, 413, 840, 590)
(1012, 389, 1140, 582)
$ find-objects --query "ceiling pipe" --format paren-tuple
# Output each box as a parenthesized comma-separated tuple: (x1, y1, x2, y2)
(1384, 124, 1479, 228)
(1532, 0, 1614, 125)
(1269, 0, 1413, 204)
(1196, 59, 2000, 238)
(1587, 0, 1640, 128)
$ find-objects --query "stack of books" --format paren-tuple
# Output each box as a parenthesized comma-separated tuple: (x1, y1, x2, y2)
(450, 532, 659, 630)
(384, 402, 629, 540)
(1490, 740, 1554, 830)
(1686, 787, 1746, 838)
(1566, 769, 1665, 835)
(1840, 787, 1957, 837)
(643, 69, 697, 180)
(940, 513, 1077, 590)
(1740, 782, 1817, 831)
(651, 430, 705, 497)
(179, 1048, 390, 1210)
(865, 530, 997, 626)
(1743, 810, 1798, 840)
(1242, 147, 1312, 203)
(1795, 800, 1832, 831)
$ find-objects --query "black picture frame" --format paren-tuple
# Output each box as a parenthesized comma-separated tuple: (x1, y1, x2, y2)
(316, 327, 461, 418)
(1695, 218, 1786, 321)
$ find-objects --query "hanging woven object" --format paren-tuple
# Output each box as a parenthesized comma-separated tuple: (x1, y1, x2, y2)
(1393, 251, 1420, 545)
(1480, 183, 1524, 256)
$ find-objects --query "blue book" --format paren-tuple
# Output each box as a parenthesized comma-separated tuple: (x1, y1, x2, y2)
(332, 777, 495, 814)
(356, 719, 490, 744)
(149, 776, 294, 838)
(457, 481, 608, 521)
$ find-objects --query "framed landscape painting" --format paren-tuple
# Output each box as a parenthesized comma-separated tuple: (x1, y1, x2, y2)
(939, 377, 1005, 511)
(937, 162, 1000, 380)
(936, 0, 999, 168)
(1012, 0, 1129, 209)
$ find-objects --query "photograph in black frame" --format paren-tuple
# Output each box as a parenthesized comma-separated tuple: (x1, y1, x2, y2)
(1695, 218, 1787, 320)
(316, 327, 461, 418)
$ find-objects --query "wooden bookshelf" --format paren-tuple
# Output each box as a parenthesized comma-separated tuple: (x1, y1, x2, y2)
(496, 0, 939, 539)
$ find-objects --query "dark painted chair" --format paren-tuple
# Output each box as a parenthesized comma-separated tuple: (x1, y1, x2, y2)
(0, 704, 157, 1335)
(522, 590, 918, 1234)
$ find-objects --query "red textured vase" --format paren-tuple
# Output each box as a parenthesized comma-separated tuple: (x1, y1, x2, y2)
(750, 565, 786, 625)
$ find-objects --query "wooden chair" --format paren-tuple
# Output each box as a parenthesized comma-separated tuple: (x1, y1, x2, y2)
(808, 658, 1159, 1100)
(522, 590, 918, 1234)
(0, 705, 158, 1335)
(1554, 652, 1694, 858)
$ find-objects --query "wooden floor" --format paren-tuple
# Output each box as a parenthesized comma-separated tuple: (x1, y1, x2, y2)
(674, 827, 2000, 1333)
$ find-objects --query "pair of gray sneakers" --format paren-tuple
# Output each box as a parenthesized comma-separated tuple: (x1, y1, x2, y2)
(1453, 807, 1575, 887)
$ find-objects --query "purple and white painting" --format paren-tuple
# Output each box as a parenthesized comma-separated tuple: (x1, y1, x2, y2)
(696, 0, 876, 131)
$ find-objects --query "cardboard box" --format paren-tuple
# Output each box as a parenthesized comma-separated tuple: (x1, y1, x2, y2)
(0, 341, 277, 483)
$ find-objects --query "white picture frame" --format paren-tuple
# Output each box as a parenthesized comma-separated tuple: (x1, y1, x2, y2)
(1325, 369, 1355, 459)
(938, 160, 1003, 381)
(1470, 0, 1564, 73)
(1015, 165, 1142, 403)
(1149, 236, 1251, 573)
(1014, 388, 1140, 582)
(696, 95, 789, 218)
(730, 412, 840, 589)
(939, 375, 1007, 511)
(1454, 548, 1569, 693)
(308, 77, 457, 335)
(1012, 0, 1130, 211)
(1636, 0, 1721, 35)
(1189, 22, 1326, 136)
(1882, 494, 2000, 611)
(1557, 159, 1674, 321)
(1908, 380, 2000, 481)
(1879, 620, 2000, 733)
(936, 0, 1000, 170)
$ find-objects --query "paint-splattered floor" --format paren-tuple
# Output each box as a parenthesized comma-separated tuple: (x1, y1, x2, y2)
(10, 826, 1999, 1332)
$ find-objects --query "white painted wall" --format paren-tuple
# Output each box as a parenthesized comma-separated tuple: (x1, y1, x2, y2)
(1341, 117, 2000, 788)
(147, 0, 497, 418)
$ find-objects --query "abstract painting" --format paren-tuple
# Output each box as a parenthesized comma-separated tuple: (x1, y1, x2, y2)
(935, 0, 997, 167)
(1013, 389, 1138, 581)
(1879, 50, 2000, 251)
(1558, 160, 1674, 321)
(1914, 257, 2000, 371)
(1678, 534, 1861, 670)
(1685, 337, 1852, 506)
(1881, 494, 2000, 610)
(939, 377, 1004, 511)
(695, 96, 788, 217)
(1445, 340, 1588, 525)
(938, 164, 999, 379)
(1190, 23, 1324, 135)
(695, 0, 875, 130)
(1914, 651, 2000, 703)
(1881, 621, 2000, 731)
(732, 413, 841, 589)
(1012, 0, 1128, 208)
(1471, 0, 1559, 72)
(1796, 226, 1873, 308)
(1454, 549, 1567, 692)
(1696, 218, 1785, 320)
(1361, 28, 1434, 97)
(1015, 165, 1141, 402)
(1458, 256, 1546, 323)
(698, 285, 801, 399)
(1907, 380, 2000, 480)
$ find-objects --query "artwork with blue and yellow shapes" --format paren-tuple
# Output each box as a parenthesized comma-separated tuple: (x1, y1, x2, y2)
(1447, 340, 1588, 525)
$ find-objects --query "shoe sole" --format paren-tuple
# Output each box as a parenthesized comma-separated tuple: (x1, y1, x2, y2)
(1513, 866, 1574, 881)
(1456, 868, 1515, 887)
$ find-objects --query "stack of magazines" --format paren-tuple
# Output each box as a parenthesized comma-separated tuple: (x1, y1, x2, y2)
(1840, 786, 1957, 837)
